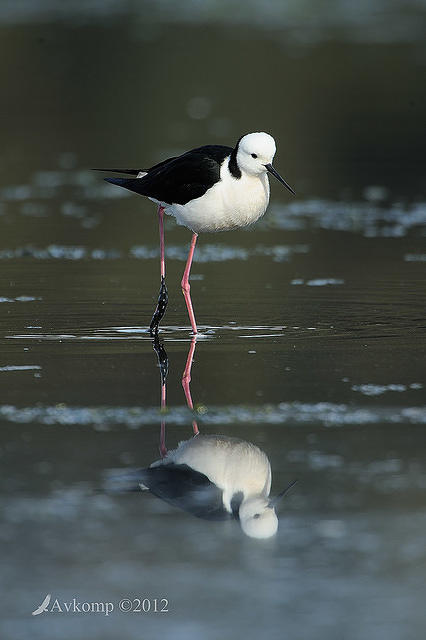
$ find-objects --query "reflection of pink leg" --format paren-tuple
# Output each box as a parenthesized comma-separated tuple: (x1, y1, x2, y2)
(182, 336, 199, 436)
(158, 205, 165, 279)
(159, 379, 168, 457)
(181, 233, 198, 335)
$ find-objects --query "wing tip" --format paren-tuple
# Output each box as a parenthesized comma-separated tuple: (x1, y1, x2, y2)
(93, 168, 145, 176)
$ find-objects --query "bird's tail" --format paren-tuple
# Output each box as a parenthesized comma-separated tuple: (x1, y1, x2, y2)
(93, 169, 148, 191)
(103, 177, 149, 195)
(104, 177, 131, 187)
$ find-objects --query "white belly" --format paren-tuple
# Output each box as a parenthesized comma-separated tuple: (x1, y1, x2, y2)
(163, 162, 270, 234)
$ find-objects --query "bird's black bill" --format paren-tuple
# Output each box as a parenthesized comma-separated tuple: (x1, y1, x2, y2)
(269, 479, 298, 507)
(149, 276, 168, 337)
(265, 164, 295, 196)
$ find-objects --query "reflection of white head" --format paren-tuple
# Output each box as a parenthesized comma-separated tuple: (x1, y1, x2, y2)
(236, 132, 277, 176)
(239, 496, 278, 539)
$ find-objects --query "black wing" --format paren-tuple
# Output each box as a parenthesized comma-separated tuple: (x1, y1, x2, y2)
(103, 145, 232, 206)
(139, 463, 232, 521)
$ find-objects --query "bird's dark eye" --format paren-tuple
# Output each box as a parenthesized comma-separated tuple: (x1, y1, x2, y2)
(253, 513, 261, 519)
(251, 153, 257, 159)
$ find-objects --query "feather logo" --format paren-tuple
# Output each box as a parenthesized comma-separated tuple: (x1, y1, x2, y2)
(32, 593, 51, 616)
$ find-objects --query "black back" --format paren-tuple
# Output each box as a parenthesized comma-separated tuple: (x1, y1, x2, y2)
(104, 144, 233, 206)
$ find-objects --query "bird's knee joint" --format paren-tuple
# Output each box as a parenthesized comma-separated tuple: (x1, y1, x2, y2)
(181, 280, 190, 294)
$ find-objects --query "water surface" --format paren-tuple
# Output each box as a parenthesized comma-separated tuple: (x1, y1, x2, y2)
(1, 3, 426, 639)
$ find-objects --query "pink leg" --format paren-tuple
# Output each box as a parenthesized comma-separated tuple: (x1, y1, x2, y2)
(182, 336, 199, 436)
(181, 232, 198, 335)
(159, 377, 168, 457)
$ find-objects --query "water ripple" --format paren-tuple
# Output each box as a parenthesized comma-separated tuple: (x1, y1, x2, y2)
(351, 383, 423, 396)
(6, 324, 322, 342)
(291, 278, 344, 286)
(0, 402, 424, 428)
(0, 243, 308, 262)
(0, 365, 41, 372)
(0, 295, 42, 302)
(265, 199, 426, 237)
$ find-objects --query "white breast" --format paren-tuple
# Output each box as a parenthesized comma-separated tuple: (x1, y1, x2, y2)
(165, 158, 270, 234)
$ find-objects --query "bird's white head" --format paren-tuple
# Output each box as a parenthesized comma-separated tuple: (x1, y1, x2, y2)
(235, 132, 295, 195)
(236, 132, 276, 176)
(238, 496, 278, 539)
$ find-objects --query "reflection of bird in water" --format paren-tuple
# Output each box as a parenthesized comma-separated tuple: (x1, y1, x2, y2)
(139, 433, 296, 539)
(112, 334, 296, 539)
(96, 132, 295, 335)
